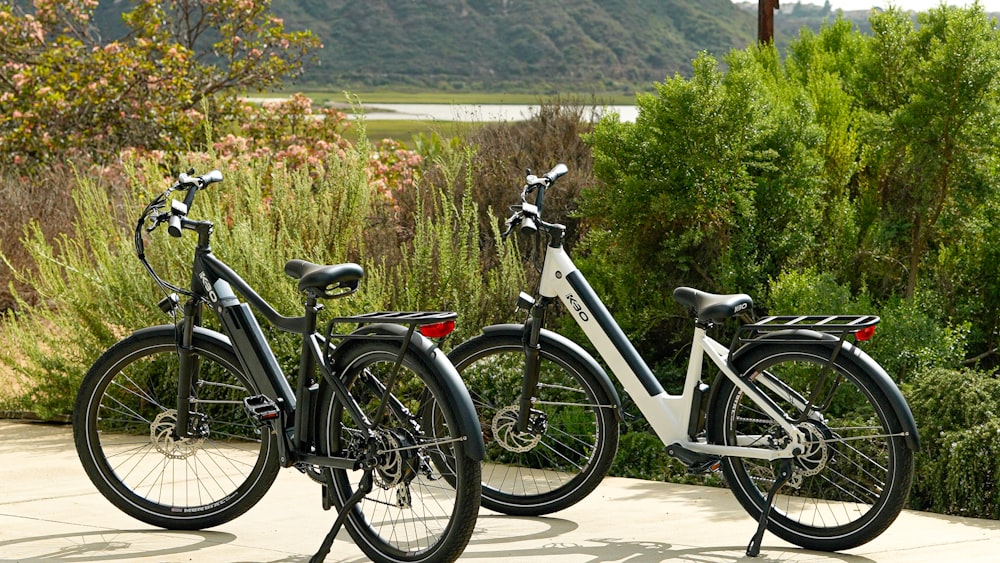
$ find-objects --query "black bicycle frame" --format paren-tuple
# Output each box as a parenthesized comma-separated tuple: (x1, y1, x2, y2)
(173, 218, 372, 470)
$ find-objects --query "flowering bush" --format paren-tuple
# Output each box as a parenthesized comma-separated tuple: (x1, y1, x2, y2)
(0, 0, 320, 167)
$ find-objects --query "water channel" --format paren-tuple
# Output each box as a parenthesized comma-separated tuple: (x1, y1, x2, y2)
(352, 103, 638, 123)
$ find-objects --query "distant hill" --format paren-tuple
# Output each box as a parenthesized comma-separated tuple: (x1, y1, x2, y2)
(87, 1, 964, 93)
(266, 0, 758, 93)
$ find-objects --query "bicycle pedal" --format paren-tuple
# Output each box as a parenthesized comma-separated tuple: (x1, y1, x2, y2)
(686, 459, 722, 475)
(243, 395, 280, 423)
(666, 442, 721, 475)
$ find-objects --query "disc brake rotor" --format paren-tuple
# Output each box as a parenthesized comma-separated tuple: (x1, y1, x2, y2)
(789, 421, 829, 488)
(374, 430, 407, 488)
(150, 409, 205, 459)
(492, 405, 544, 453)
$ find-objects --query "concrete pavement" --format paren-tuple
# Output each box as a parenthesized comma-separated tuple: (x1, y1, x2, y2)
(2, 419, 999, 562)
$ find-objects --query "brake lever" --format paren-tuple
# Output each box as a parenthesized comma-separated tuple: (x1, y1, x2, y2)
(146, 212, 170, 233)
(501, 214, 520, 239)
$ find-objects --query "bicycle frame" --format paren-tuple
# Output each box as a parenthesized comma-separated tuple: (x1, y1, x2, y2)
(173, 218, 397, 471)
(535, 242, 806, 462)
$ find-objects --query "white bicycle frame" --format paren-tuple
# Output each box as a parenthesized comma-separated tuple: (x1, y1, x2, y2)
(538, 244, 807, 462)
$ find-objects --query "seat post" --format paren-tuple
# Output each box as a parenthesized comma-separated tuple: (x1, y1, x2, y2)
(293, 293, 322, 452)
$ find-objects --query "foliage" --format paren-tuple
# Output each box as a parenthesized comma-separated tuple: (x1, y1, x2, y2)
(0, 0, 319, 166)
(170, 0, 756, 92)
(768, 269, 969, 380)
(906, 368, 1000, 517)
(582, 4, 1000, 374)
(853, 6, 1000, 299)
(580, 46, 828, 368)
(391, 148, 526, 335)
(0, 105, 522, 416)
(456, 99, 601, 253)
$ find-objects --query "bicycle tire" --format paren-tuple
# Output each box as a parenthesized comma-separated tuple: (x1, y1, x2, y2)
(73, 326, 280, 530)
(448, 333, 619, 516)
(707, 342, 914, 552)
(314, 339, 481, 563)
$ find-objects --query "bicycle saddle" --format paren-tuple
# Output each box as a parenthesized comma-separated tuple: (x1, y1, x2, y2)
(672, 287, 753, 322)
(284, 259, 364, 298)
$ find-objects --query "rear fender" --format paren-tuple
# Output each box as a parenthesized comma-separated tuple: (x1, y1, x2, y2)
(334, 323, 486, 460)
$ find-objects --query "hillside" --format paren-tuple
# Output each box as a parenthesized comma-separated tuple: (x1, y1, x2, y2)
(244, 0, 757, 92)
(87, 1, 885, 93)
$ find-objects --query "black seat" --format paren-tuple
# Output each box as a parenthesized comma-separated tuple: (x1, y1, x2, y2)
(284, 259, 364, 298)
(672, 287, 753, 322)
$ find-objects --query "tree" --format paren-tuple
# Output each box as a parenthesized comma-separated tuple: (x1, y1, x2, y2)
(581, 47, 827, 358)
(856, 6, 1000, 298)
(0, 0, 320, 166)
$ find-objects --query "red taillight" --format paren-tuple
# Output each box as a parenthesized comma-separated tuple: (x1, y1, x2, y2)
(854, 325, 876, 341)
(419, 320, 456, 338)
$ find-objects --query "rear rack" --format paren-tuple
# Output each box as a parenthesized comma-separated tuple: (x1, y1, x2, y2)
(725, 314, 882, 448)
(327, 311, 457, 326)
(321, 310, 458, 366)
(323, 310, 457, 344)
(744, 315, 879, 333)
(729, 314, 879, 365)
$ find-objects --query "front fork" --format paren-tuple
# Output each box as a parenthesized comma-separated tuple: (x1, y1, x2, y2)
(174, 298, 203, 439)
(516, 295, 548, 433)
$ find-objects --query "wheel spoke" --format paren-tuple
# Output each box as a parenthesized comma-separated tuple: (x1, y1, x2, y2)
(75, 336, 277, 528)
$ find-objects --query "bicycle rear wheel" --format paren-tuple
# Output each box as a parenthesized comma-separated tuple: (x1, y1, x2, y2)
(448, 333, 619, 516)
(708, 342, 913, 552)
(73, 327, 279, 529)
(315, 339, 480, 563)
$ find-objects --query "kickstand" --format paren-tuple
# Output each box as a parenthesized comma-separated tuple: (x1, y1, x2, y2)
(310, 469, 374, 563)
(746, 459, 793, 558)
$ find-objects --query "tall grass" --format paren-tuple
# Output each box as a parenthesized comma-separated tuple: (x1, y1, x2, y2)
(1, 139, 521, 417)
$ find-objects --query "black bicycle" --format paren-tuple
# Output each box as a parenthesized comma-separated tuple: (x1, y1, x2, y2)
(72, 169, 484, 563)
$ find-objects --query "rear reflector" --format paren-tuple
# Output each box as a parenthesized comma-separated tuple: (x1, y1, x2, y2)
(419, 320, 456, 338)
(854, 325, 876, 341)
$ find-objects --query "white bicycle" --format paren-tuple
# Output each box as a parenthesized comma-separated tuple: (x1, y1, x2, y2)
(448, 164, 920, 556)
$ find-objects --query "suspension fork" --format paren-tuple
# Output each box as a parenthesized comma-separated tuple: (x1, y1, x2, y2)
(517, 297, 550, 433)
(174, 298, 203, 439)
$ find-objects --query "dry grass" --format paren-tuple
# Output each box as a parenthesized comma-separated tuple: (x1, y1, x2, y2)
(0, 165, 79, 312)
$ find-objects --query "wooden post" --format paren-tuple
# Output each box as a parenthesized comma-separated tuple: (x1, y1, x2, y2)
(758, 0, 780, 43)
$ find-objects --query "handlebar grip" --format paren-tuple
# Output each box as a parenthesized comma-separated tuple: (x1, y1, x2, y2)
(167, 214, 183, 238)
(544, 163, 569, 182)
(202, 169, 223, 184)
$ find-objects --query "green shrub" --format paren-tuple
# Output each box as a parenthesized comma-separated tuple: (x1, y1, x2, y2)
(906, 368, 1000, 517)
(867, 294, 969, 381)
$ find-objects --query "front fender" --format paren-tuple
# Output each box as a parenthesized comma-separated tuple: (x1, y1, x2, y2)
(340, 323, 486, 460)
(473, 324, 623, 417)
(129, 324, 232, 347)
(729, 330, 920, 451)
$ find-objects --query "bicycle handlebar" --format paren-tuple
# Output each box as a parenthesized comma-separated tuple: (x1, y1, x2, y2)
(135, 169, 224, 297)
(502, 163, 568, 239)
(170, 169, 223, 235)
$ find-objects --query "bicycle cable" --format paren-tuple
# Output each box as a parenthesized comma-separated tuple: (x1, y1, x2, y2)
(134, 187, 196, 300)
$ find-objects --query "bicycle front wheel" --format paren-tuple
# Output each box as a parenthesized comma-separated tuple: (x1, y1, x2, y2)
(708, 343, 914, 552)
(448, 333, 619, 516)
(73, 327, 280, 529)
(315, 339, 480, 563)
